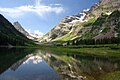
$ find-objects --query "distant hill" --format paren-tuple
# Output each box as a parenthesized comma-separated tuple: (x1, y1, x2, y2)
(0, 14, 33, 46)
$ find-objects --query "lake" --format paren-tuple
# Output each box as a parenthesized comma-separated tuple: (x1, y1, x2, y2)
(0, 48, 120, 80)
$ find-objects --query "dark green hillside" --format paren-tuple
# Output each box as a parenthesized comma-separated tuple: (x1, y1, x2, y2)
(0, 14, 33, 46)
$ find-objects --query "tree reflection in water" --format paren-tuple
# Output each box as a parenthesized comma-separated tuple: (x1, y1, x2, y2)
(1, 48, 120, 80)
(0, 48, 61, 80)
(37, 50, 120, 80)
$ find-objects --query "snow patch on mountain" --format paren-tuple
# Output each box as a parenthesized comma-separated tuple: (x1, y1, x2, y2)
(69, 9, 90, 23)
(26, 29, 44, 39)
(13, 22, 44, 40)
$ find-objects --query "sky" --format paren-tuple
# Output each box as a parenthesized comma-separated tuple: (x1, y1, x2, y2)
(0, 0, 99, 36)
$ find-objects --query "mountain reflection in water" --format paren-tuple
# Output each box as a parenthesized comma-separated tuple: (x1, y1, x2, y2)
(38, 50, 120, 80)
(1, 48, 120, 80)
(0, 48, 61, 80)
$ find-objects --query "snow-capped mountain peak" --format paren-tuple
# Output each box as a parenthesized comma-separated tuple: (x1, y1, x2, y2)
(64, 9, 90, 23)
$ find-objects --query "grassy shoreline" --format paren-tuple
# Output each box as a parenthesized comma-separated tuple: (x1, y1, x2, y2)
(0, 44, 120, 80)
(1, 44, 120, 57)
(38, 44, 120, 57)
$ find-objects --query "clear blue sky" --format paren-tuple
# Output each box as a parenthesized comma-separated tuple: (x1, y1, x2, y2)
(0, 0, 99, 35)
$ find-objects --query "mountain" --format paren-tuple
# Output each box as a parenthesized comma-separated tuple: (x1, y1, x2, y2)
(13, 22, 42, 41)
(81, 10, 120, 40)
(13, 22, 31, 39)
(40, 0, 120, 44)
(39, 9, 89, 42)
(29, 33, 42, 39)
(85, 0, 120, 20)
(0, 14, 33, 46)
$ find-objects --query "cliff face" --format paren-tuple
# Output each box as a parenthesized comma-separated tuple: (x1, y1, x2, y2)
(85, 0, 120, 19)
(13, 22, 30, 38)
(13, 22, 41, 40)
(40, 0, 120, 43)
(80, 10, 120, 40)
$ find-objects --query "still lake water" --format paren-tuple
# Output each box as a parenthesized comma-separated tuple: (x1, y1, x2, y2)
(0, 48, 120, 80)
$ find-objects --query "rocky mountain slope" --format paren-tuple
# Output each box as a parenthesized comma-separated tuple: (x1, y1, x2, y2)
(40, 0, 120, 43)
(13, 22, 41, 40)
(0, 14, 33, 46)
(13, 22, 31, 39)
(40, 9, 89, 42)
(80, 10, 120, 40)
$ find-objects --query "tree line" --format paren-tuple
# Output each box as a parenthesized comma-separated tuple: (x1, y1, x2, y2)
(0, 33, 25, 46)
(67, 37, 120, 45)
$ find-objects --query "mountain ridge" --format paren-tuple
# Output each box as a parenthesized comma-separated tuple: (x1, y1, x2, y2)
(0, 14, 33, 46)
(13, 21, 43, 41)
(40, 0, 120, 44)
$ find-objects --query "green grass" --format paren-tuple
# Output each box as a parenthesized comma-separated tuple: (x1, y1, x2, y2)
(53, 55, 75, 63)
(40, 44, 120, 57)
(82, 18, 96, 26)
(55, 33, 75, 41)
(100, 71, 120, 80)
